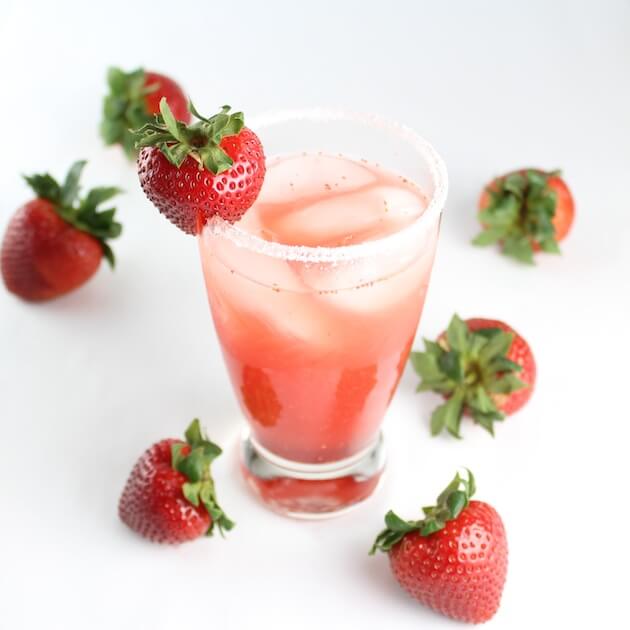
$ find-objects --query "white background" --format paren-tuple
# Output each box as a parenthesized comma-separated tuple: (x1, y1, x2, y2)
(1, 1, 628, 628)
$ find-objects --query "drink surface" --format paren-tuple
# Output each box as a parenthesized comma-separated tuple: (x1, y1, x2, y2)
(238, 153, 427, 246)
(200, 153, 439, 465)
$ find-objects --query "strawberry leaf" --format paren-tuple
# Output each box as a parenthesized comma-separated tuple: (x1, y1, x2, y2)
(463, 469, 476, 496)
(438, 350, 462, 383)
(430, 392, 464, 438)
(384, 511, 419, 533)
(185, 419, 204, 446)
(487, 373, 526, 394)
(101, 242, 115, 268)
(161, 142, 190, 168)
(60, 160, 86, 206)
(503, 172, 527, 196)
(472, 227, 506, 246)
(446, 314, 468, 352)
(420, 520, 444, 536)
(466, 387, 501, 430)
(182, 481, 202, 506)
(199, 145, 234, 174)
(159, 99, 184, 142)
(471, 410, 503, 436)
(503, 235, 535, 264)
(409, 351, 442, 381)
(487, 356, 522, 373)
(82, 186, 122, 209)
(23, 173, 62, 203)
(176, 447, 205, 483)
(539, 238, 561, 254)
(478, 331, 513, 363)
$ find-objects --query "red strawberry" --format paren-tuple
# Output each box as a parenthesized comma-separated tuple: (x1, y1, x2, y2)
(135, 99, 265, 234)
(101, 66, 190, 157)
(410, 314, 535, 437)
(1, 161, 122, 301)
(474, 168, 575, 264)
(241, 366, 282, 428)
(332, 364, 378, 422)
(119, 419, 234, 544)
(143, 72, 189, 123)
(371, 470, 508, 624)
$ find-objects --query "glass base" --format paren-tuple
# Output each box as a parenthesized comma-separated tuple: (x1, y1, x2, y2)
(240, 432, 386, 519)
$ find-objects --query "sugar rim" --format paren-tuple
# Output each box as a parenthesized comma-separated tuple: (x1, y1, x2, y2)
(203, 108, 448, 262)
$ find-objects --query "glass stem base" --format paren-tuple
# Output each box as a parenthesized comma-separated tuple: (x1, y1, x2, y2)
(240, 432, 386, 519)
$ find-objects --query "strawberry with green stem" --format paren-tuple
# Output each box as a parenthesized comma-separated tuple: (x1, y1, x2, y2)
(410, 314, 536, 437)
(473, 168, 575, 264)
(371, 470, 508, 624)
(119, 419, 234, 544)
(134, 98, 265, 234)
(100, 67, 190, 157)
(1, 161, 122, 301)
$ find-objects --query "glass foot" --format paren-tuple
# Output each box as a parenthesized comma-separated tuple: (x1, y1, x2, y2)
(240, 432, 386, 519)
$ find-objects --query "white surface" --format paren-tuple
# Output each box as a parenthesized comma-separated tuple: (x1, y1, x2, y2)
(0, 1, 628, 628)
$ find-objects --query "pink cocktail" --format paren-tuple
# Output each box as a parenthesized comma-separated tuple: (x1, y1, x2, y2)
(199, 110, 447, 517)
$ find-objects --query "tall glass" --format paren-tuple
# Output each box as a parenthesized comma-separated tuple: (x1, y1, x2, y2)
(199, 109, 447, 518)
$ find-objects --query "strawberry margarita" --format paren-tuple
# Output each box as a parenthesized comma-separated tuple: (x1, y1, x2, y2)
(199, 111, 447, 516)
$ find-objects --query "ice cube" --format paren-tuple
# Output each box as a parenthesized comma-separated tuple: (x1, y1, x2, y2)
(201, 233, 339, 347)
(294, 221, 439, 316)
(258, 154, 377, 206)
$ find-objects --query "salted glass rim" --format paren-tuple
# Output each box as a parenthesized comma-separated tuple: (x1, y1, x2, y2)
(203, 108, 448, 262)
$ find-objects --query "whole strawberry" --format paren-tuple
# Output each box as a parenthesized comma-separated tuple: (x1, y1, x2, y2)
(371, 470, 508, 624)
(410, 314, 535, 437)
(1, 161, 122, 301)
(134, 99, 266, 234)
(100, 66, 191, 157)
(473, 168, 575, 264)
(119, 419, 234, 544)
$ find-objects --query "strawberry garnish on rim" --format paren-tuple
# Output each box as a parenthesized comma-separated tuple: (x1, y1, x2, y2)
(134, 99, 266, 234)
(410, 314, 535, 437)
